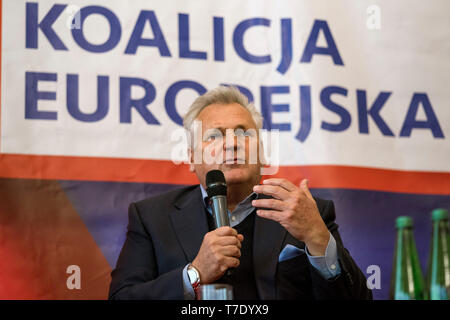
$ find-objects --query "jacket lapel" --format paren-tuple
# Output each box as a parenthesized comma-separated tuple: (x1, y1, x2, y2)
(169, 185, 209, 262)
(253, 194, 287, 300)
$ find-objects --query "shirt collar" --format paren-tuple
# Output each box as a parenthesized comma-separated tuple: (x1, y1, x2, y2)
(199, 184, 258, 212)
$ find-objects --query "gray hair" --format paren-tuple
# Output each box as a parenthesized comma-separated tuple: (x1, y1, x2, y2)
(182, 86, 263, 132)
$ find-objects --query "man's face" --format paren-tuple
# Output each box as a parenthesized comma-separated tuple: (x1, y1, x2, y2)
(190, 103, 262, 189)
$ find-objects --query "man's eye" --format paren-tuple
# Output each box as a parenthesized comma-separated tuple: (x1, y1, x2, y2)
(204, 132, 222, 141)
(244, 131, 255, 137)
(235, 129, 254, 137)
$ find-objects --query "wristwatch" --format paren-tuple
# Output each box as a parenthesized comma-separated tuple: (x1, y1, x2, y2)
(187, 263, 201, 292)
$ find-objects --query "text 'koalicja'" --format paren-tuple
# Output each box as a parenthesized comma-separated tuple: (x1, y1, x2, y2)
(25, 2, 343, 74)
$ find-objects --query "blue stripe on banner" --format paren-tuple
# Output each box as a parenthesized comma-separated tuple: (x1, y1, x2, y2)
(59, 180, 450, 300)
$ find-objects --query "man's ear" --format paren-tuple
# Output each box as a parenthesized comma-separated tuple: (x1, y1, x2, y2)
(258, 131, 279, 176)
(258, 137, 267, 165)
(188, 147, 195, 172)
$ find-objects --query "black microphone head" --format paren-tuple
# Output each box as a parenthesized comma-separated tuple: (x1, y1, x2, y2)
(206, 170, 227, 198)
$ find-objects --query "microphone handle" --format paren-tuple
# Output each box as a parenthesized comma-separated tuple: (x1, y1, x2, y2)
(211, 195, 234, 277)
(211, 195, 230, 228)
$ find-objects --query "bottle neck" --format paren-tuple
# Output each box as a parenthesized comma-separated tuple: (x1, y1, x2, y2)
(392, 227, 426, 300)
(428, 219, 450, 299)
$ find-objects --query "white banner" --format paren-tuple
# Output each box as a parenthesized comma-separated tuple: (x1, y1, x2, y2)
(2, 0, 449, 171)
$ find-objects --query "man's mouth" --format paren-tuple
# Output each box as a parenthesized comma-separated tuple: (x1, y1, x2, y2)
(224, 158, 245, 164)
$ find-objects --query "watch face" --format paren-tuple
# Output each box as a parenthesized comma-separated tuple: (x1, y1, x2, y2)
(187, 266, 199, 285)
(187, 269, 194, 280)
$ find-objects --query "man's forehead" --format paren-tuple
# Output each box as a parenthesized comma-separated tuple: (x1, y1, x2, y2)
(197, 103, 256, 128)
(199, 102, 247, 112)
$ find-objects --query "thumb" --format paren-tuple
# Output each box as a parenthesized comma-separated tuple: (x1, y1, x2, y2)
(300, 179, 314, 200)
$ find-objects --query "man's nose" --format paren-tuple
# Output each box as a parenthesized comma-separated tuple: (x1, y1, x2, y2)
(224, 130, 238, 151)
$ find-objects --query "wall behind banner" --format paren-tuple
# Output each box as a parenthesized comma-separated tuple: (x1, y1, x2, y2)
(0, 0, 449, 300)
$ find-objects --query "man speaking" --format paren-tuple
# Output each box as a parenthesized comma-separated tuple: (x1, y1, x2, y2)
(109, 86, 371, 300)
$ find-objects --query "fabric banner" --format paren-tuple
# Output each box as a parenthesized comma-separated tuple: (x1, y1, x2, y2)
(0, 0, 449, 299)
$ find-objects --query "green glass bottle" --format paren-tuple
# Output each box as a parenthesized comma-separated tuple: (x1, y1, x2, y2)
(426, 209, 450, 300)
(390, 216, 427, 300)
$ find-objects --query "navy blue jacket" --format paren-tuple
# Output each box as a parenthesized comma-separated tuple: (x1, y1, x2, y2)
(109, 185, 372, 300)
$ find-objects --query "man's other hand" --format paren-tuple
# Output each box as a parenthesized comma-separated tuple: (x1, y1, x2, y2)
(252, 178, 330, 256)
(192, 226, 243, 284)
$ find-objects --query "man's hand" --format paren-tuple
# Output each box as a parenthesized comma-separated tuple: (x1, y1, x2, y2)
(252, 178, 330, 256)
(192, 226, 244, 284)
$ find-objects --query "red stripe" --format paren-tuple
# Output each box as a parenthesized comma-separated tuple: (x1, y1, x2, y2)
(0, 0, 3, 152)
(0, 153, 448, 195)
(273, 166, 450, 195)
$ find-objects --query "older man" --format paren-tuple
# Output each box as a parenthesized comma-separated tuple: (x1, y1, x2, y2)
(109, 86, 371, 300)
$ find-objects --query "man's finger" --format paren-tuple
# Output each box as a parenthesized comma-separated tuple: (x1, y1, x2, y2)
(215, 226, 238, 237)
(262, 178, 297, 192)
(256, 209, 281, 222)
(220, 245, 241, 258)
(252, 198, 286, 211)
(216, 236, 242, 248)
(300, 179, 314, 201)
(253, 184, 290, 200)
(224, 257, 240, 269)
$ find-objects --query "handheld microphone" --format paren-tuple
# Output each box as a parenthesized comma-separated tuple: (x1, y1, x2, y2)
(206, 170, 230, 228)
(206, 170, 234, 277)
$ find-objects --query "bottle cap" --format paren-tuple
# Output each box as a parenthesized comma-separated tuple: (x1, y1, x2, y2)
(396, 216, 413, 229)
(432, 208, 448, 221)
